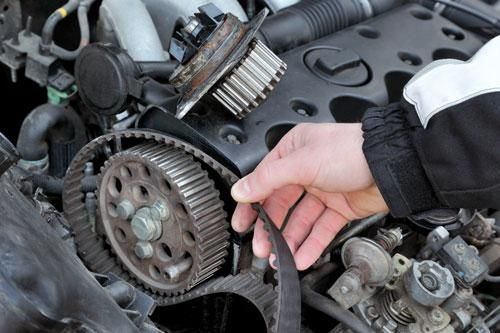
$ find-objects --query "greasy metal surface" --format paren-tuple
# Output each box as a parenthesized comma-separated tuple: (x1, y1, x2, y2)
(97, 143, 229, 295)
(63, 130, 301, 333)
(170, 14, 247, 89)
(172, 9, 269, 118)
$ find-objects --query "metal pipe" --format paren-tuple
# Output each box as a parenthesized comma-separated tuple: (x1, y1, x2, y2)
(50, 0, 96, 60)
(40, 0, 80, 51)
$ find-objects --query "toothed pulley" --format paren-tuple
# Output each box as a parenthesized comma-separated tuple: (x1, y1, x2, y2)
(97, 142, 229, 295)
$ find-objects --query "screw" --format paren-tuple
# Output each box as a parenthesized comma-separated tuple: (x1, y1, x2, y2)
(184, 17, 201, 35)
(165, 256, 193, 281)
(152, 201, 170, 220)
(134, 241, 154, 259)
(340, 285, 350, 294)
(117, 200, 135, 220)
(366, 306, 379, 320)
(225, 134, 241, 145)
(469, 259, 480, 270)
(24, 16, 32, 37)
(296, 108, 309, 116)
(429, 309, 444, 324)
(454, 242, 466, 255)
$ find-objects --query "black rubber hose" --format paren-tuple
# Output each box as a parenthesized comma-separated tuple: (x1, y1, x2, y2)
(17, 104, 79, 162)
(32, 174, 64, 195)
(138, 60, 179, 80)
(301, 264, 375, 333)
(322, 213, 386, 256)
(257, 0, 402, 53)
(41, 0, 80, 50)
(417, 0, 500, 30)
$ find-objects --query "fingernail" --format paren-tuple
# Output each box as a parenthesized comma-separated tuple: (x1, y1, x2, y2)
(269, 254, 277, 270)
(231, 178, 251, 202)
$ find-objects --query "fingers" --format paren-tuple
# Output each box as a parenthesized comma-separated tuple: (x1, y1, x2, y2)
(251, 185, 303, 259)
(231, 147, 318, 203)
(293, 208, 348, 270)
(282, 193, 325, 254)
(252, 219, 272, 258)
(232, 185, 302, 232)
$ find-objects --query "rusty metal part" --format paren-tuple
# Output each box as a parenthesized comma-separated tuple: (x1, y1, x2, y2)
(96, 143, 229, 295)
(170, 9, 269, 119)
(62, 130, 301, 333)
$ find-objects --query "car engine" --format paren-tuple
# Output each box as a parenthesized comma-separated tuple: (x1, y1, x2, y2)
(0, 0, 500, 332)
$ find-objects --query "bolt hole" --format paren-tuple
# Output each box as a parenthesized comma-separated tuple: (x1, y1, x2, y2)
(175, 203, 188, 218)
(357, 26, 380, 39)
(398, 52, 422, 66)
(158, 243, 172, 260)
(3, 5, 8, 11)
(183, 231, 196, 247)
(265, 124, 295, 151)
(411, 8, 433, 20)
(398, 258, 406, 265)
(120, 166, 133, 178)
(150, 265, 161, 280)
(442, 27, 465, 41)
(161, 178, 172, 193)
(108, 202, 118, 218)
(115, 227, 127, 242)
(143, 166, 151, 177)
(133, 185, 149, 202)
(290, 99, 317, 117)
(433, 48, 469, 61)
(330, 96, 376, 123)
(108, 177, 122, 197)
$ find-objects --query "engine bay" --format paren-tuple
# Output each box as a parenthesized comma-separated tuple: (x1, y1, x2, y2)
(0, 0, 500, 332)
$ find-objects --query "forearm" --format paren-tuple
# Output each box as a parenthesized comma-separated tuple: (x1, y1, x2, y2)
(362, 36, 500, 217)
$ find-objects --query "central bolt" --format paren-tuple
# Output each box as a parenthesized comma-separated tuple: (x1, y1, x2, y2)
(131, 207, 162, 241)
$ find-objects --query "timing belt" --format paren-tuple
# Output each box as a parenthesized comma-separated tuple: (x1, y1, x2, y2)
(63, 129, 300, 333)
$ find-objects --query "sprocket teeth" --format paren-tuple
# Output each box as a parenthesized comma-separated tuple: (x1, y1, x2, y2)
(63, 130, 286, 333)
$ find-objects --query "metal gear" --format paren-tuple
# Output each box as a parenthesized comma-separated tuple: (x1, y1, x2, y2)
(96, 142, 229, 295)
(63, 130, 301, 333)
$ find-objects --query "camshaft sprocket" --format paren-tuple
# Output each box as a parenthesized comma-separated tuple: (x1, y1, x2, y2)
(96, 142, 229, 295)
(63, 130, 301, 333)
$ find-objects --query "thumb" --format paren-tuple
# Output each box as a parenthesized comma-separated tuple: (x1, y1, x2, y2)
(231, 148, 316, 203)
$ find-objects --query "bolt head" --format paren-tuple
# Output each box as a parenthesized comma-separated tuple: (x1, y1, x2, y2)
(152, 201, 170, 220)
(134, 241, 154, 259)
(117, 200, 135, 220)
(131, 214, 156, 241)
(430, 309, 444, 324)
(454, 242, 466, 254)
(184, 17, 201, 35)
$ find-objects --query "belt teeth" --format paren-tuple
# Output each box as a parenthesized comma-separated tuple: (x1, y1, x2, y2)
(212, 39, 287, 119)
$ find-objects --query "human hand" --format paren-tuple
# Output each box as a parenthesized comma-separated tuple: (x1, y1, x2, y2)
(231, 123, 389, 270)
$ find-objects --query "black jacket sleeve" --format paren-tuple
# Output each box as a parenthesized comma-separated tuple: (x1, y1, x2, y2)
(361, 36, 500, 217)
